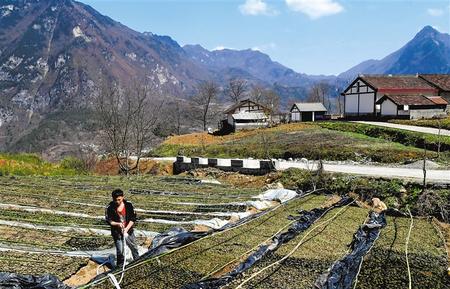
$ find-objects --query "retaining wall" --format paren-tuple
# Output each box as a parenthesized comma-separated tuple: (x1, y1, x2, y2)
(173, 156, 274, 175)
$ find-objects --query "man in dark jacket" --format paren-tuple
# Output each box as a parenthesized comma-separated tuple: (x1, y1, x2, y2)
(105, 189, 140, 268)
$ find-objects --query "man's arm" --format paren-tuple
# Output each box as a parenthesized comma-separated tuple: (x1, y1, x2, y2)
(124, 202, 137, 233)
(124, 221, 134, 233)
(105, 206, 124, 228)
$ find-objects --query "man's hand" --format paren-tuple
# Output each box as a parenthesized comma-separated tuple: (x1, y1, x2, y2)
(111, 221, 125, 229)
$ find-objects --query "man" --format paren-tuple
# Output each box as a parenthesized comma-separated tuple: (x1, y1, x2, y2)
(105, 189, 140, 268)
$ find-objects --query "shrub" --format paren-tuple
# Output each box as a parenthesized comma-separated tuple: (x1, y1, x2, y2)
(60, 156, 88, 174)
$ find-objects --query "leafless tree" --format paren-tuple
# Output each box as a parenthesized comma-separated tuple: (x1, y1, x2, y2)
(95, 80, 163, 175)
(174, 102, 182, 135)
(250, 84, 265, 104)
(226, 78, 247, 103)
(308, 82, 332, 111)
(192, 80, 220, 131)
(336, 93, 344, 116)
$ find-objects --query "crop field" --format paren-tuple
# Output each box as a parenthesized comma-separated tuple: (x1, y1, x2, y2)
(354, 216, 448, 289)
(0, 174, 448, 289)
(0, 174, 260, 281)
(223, 205, 369, 289)
(155, 123, 429, 163)
(85, 194, 331, 289)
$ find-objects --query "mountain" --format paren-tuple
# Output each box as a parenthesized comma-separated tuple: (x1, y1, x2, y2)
(0, 0, 213, 151)
(183, 44, 335, 88)
(340, 26, 450, 79)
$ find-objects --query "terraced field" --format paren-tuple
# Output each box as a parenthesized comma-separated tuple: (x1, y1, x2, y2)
(0, 175, 448, 289)
(354, 216, 448, 289)
(224, 205, 369, 289)
(0, 175, 260, 280)
(84, 194, 330, 289)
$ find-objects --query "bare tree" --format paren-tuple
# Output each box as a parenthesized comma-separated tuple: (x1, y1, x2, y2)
(250, 84, 265, 104)
(308, 82, 332, 111)
(226, 78, 247, 103)
(336, 93, 344, 116)
(95, 80, 163, 175)
(192, 80, 220, 131)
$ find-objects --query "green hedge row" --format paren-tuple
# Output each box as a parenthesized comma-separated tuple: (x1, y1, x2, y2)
(318, 122, 450, 152)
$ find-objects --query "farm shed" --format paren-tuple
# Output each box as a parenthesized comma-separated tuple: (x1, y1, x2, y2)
(342, 74, 440, 118)
(221, 99, 270, 131)
(290, 102, 327, 122)
(375, 94, 448, 119)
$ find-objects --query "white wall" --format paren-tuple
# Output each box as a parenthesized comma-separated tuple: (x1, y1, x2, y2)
(380, 99, 397, 116)
(291, 111, 300, 121)
(359, 93, 375, 113)
(410, 109, 447, 119)
(227, 114, 234, 126)
(345, 94, 359, 113)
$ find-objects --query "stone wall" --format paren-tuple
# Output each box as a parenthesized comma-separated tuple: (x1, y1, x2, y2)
(173, 156, 274, 175)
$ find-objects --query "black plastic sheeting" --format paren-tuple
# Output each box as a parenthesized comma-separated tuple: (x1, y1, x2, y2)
(314, 211, 387, 289)
(140, 227, 209, 260)
(90, 205, 271, 283)
(0, 272, 71, 289)
(182, 196, 354, 289)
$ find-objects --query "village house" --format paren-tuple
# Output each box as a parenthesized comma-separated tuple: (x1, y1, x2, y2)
(220, 99, 270, 132)
(375, 94, 447, 119)
(290, 102, 327, 122)
(418, 74, 450, 101)
(342, 74, 450, 119)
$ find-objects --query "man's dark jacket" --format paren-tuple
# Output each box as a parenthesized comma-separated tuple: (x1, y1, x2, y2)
(105, 200, 137, 239)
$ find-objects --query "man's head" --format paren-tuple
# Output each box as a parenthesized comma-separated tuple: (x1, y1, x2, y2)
(112, 189, 124, 205)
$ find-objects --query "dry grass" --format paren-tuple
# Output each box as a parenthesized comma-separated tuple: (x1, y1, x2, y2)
(164, 123, 314, 146)
(94, 158, 173, 176)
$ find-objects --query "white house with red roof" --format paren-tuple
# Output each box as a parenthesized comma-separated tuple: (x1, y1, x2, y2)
(342, 74, 449, 119)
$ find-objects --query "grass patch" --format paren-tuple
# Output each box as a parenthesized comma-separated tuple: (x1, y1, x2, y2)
(154, 123, 428, 163)
(0, 153, 84, 176)
(318, 121, 450, 154)
(389, 116, 450, 130)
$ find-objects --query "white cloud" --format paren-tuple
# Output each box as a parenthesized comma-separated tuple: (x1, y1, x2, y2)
(427, 8, 444, 17)
(239, 0, 277, 16)
(285, 0, 344, 19)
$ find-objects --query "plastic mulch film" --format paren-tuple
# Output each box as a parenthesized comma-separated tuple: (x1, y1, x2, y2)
(314, 211, 387, 289)
(0, 272, 71, 289)
(182, 196, 354, 289)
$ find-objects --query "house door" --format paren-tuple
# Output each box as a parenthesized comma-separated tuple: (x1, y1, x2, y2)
(301, 112, 313, 121)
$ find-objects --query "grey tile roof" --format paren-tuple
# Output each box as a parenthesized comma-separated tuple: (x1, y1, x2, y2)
(293, 102, 327, 112)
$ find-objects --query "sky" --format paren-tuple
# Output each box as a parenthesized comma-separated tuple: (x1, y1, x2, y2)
(82, 0, 450, 76)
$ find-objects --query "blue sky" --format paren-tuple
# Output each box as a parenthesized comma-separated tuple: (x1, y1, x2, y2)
(83, 0, 450, 75)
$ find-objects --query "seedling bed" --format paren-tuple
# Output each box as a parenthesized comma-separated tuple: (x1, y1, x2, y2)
(0, 251, 88, 280)
(87, 194, 330, 289)
(353, 216, 448, 289)
(224, 205, 369, 289)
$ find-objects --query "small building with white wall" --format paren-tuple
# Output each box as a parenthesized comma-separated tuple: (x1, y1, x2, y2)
(290, 103, 327, 122)
(342, 75, 439, 118)
(221, 99, 270, 131)
(375, 94, 448, 119)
